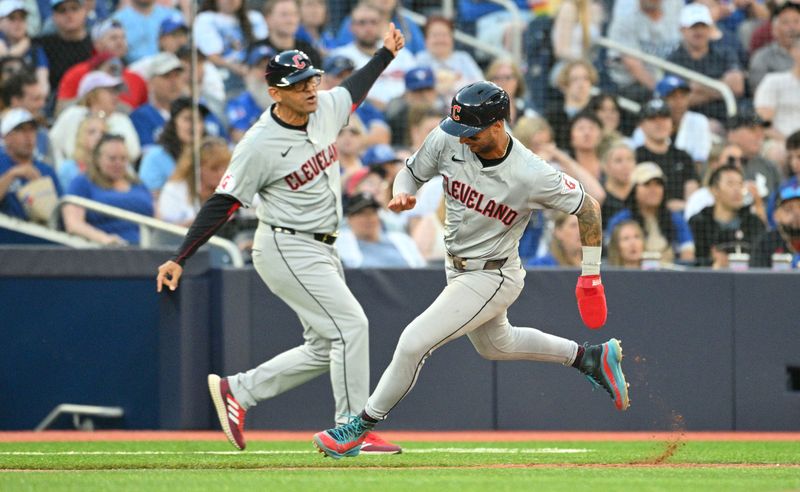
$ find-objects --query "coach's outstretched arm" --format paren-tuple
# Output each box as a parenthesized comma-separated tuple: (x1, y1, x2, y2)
(340, 23, 405, 107)
(574, 194, 607, 329)
(156, 194, 242, 292)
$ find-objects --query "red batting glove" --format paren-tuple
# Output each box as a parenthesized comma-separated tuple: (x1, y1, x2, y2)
(575, 274, 607, 329)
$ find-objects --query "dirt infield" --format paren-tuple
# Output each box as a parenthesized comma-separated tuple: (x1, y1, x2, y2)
(1, 430, 798, 442)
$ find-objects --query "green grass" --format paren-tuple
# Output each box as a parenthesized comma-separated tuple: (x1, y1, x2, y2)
(1, 440, 798, 491)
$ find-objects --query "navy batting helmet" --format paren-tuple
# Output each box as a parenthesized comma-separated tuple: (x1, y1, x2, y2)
(440, 81, 510, 137)
(265, 50, 323, 88)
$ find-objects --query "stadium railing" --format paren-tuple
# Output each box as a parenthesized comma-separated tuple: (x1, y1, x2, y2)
(596, 37, 738, 118)
(53, 195, 245, 267)
(0, 212, 99, 248)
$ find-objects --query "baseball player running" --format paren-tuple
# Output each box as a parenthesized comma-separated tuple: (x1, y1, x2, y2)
(156, 26, 406, 454)
(313, 81, 630, 459)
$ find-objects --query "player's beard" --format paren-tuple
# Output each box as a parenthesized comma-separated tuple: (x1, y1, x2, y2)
(246, 76, 274, 111)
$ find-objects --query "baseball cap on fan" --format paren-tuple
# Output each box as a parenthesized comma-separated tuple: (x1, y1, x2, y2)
(0, 0, 27, 18)
(148, 52, 184, 78)
(322, 55, 355, 76)
(159, 12, 188, 37)
(51, 0, 81, 9)
(776, 182, 800, 208)
(77, 71, 124, 99)
(405, 66, 435, 91)
(345, 192, 381, 216)
(1, 108, 37, 137)
(655, 75, 689, 99)
(631, 162, 665, 185)
(361, 144, 401, 167)
(247, 45, 275, 66)
(91, 18, 123, 42)
(680, 2, 714, 27)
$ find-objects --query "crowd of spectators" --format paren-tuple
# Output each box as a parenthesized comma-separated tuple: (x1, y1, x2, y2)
(1, 0, 799, 269)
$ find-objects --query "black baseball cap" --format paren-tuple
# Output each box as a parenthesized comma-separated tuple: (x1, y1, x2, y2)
(639, 98, 671, 120)
(725, 109, 769, 130)
(345, 192, 381, 216)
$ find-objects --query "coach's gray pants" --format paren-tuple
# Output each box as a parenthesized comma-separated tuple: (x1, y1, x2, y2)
(364, 257, 579, 420)
(228, 226, 369, 425)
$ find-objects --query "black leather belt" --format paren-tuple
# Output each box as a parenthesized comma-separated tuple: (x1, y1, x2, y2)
(448, 253, 508, 271)
(271, 225, 338, 245)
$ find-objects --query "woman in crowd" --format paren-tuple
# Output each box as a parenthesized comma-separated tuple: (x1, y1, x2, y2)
(57, 114, 107, 190)
(49, 71, 140, 166)
(606, 162, 695, 264)
(513, 116, 605, 201)
(527, 212, 582, 267)
(62, 134, 153, 245)
(139, 97, 204, 198)
(568, 110, 604, 180)
(587, 92, 635, 142)
(193, 0, 267, 89)
(550, 0, 605, 84)
(296, 0, 336, 56)
(600, 139, 636, 225)
(157, 136, 230, 226)
(546, 59, 597, 149)
(607, 219, 645, 268)
(414, 15, 483, 100)
(485, 58, 536, 126)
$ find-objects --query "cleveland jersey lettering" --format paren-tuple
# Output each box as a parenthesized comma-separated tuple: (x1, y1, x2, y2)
(284, 143, 339, 191)
(406, 127, 585, 259)
(215, 87, 352, 233)
(442, 176, 519, 226)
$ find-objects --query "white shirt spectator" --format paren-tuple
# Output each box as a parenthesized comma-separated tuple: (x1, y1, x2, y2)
(193, 10, 268, 63)
(329, 43, 417, 105)
(754, 71, 800, 138)
(415, 50, 483, 99)
(157, 179, 198, 224)
(607, 0, 682, 87)
(49, 106, 141, 166)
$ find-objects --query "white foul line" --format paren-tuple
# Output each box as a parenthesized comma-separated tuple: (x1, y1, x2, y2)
(0, 448, 589, 456)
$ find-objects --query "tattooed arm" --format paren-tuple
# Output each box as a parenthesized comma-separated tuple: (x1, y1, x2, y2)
(575, 194, 603, 248)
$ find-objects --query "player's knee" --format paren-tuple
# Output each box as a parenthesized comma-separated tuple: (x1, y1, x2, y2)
(473, 343, 504, 360)
(394, 333, 432, 362)
(337, 310, 369, 339)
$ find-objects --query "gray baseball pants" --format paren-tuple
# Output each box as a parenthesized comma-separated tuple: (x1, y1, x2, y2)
(228, 226, 369, 425)
(364, 256, 579, 420)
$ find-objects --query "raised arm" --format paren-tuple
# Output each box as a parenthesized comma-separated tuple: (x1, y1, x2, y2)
(340, 23, 405, 108)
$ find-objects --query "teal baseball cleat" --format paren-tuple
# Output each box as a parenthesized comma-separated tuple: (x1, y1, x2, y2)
(312, 416, 375, 459)
(579, 338, 630, 411)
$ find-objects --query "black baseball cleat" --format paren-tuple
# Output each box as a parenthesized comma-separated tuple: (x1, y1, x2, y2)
(578, 338, 630, 411)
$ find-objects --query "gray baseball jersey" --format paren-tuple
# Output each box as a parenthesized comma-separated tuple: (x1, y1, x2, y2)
(405, 127, 586, 259)
(215, 87, 353, 233)
(363, 129, 587, 420)
(214, 87, 372, 426)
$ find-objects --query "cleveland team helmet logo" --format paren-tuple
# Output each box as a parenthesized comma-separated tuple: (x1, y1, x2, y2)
(292, 54, 307, 69)
(451, 104, 461, 121)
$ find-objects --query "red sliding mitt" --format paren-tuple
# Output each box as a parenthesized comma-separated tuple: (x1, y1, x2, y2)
(575, 274, 607, 329)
